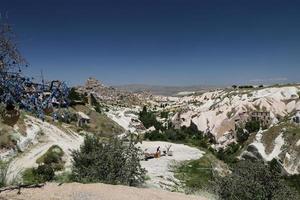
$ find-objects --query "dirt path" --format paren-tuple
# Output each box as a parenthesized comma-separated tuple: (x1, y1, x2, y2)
(0, 183, 207, 200)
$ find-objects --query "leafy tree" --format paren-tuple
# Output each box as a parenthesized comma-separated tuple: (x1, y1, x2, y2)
(160, 111, 169, 119)
(245, 120, 260, 133)
(68, 88, 87, 104)
(236, 127, 250, 143)
(214, 160, 297, 200)
(139, 106, 162, 130)
(71, 135, 146, 186)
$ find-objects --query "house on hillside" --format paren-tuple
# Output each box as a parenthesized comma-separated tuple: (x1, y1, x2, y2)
(77, 111, 90, 127)
(251, 111, 271, 127)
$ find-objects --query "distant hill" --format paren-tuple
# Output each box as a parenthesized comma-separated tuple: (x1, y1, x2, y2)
(114, 84, 217, 96)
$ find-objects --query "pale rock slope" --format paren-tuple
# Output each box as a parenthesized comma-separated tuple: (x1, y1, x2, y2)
(6, 116, 84, 183)
(171, 86, 300, 140)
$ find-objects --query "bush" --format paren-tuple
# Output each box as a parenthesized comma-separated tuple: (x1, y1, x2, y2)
(214, 143, 240, 164)
(284, 174, 300, 195)
(71, 135, 146, 186)
(214, 160, 297, 200)
(144, 130, 167, 141)
(245, 120, 260, 133)
(22, 165, 55, 184)
(37, 145, 64, 171)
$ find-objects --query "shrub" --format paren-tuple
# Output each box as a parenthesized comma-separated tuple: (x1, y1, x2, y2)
(144, 130, 167, 141)
(245, 120, 260, 133)
(37, 145, 64, 171)
(214, 160, 297, 200)
(22, 165, 55, 184)
(284, 174, 300, 195)
(214, 143, 240, 164)
(71, 135, 146, 186)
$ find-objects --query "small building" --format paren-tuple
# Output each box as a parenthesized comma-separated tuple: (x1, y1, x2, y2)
(77, 112, 90, 127)
(251, 111, 271, 127)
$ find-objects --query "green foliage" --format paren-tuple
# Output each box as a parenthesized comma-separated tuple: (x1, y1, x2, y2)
(245, 120, 260, 133)
(160, 111, 169, 119)
(36, 145, 64, 171)
(144, 123, 210, 149)
(213, 143, 240, 164)
(0, 160, 8, 188)
(284, 174, 300, 195)
(144, 130, 167, 141)
(71, 135, 146, 186)
(214, 160, 297, 200)
(68, 88, 87, 104)
(22, 165, 55, 184)
(236, 127, 250, 143)
(139, 106, 162, 130)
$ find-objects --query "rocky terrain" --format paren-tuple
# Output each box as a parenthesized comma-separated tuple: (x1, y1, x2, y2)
(1, 79, 300, 199)
(76, 78, 147, 106)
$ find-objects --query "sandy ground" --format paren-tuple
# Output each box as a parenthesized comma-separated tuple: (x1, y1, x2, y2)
(0, 183, 206, 200)
(138, 141, 204, 190)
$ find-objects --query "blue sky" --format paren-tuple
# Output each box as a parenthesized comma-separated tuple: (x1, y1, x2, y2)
(1, 0, 300, 86)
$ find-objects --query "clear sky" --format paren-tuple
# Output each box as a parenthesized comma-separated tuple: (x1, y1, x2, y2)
(1, 0, 300, 86)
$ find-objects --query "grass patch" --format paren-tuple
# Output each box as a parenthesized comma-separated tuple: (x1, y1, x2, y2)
(174, 151, 224, 194)
(74, 105, 124, 136)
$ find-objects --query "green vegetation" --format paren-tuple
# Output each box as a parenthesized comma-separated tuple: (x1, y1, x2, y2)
(22, 146, 64, 184)
(0, 160, 8, 188)
(74, 105, 124, 136)
(22, 165, 55, 184)
(238, 85, 254, 89)
(235, 120, 260, 144)
(214, 160, 298, 200)
(212, 143, 240, 164)
(175, 153, 217, 193)
(71, 135, 146, 186)
(285, 174, 300, 195)
(160, 111, 169, 119)
(139, 106, 162, 130)
(68, 88, 87, 104)
(36, 145, 65, 171)
(144, 123, 211, 149)
(245, 120, 260, 133)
